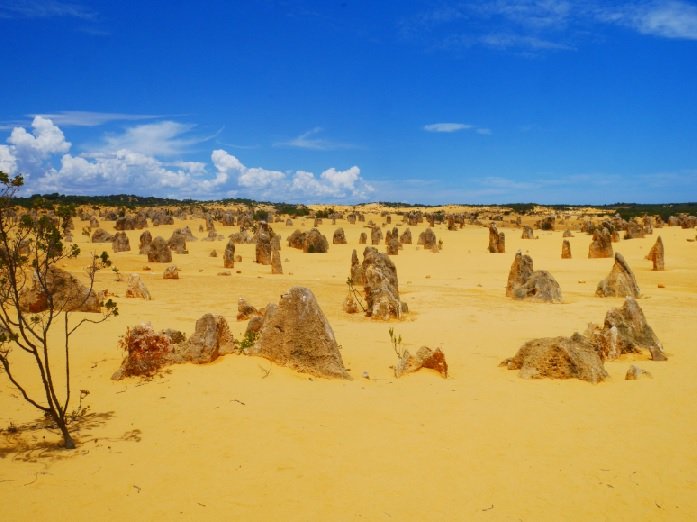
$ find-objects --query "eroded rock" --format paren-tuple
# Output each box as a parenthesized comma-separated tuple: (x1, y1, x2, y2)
(249, 287, 350, 379)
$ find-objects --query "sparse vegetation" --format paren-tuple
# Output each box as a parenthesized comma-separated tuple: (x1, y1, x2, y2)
(0, 172, 118, 449)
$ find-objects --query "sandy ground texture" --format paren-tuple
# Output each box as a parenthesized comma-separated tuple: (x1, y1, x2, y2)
(1, 211, 696, 521)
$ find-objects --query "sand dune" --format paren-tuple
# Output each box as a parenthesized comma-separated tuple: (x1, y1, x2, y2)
(2, 210, 696, 520)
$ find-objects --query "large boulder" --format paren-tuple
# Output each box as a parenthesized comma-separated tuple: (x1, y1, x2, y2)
(588, 228, 613, 258)
(645, 236, 664, 271)
(91, 228, 114, 243)
(112, 231, 131, 253)
(521, 226, 534, 239)
(147, 236, 172, 263)
(362, 246, 403, 320)
(249, 287, 350, 379)
(19, 267, 101, 313)
(303, 228, 329, 253)
(624, 221, 645, 240)
(588, 297, 667, 361)
(596, 253, 640, 298)
(417, 228, 437, 250)
(501, 333, 608, 383)
(167, 230, 188, 254)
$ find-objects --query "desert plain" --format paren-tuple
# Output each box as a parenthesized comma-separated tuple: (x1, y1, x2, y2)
(1, 205, 696, 521)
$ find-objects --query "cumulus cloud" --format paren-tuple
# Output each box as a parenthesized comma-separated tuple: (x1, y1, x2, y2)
(8, 116, 71, 157)
(1, 118, 371, 202)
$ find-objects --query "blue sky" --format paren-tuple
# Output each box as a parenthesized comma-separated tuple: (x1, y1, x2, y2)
(1, 0, 696, 204)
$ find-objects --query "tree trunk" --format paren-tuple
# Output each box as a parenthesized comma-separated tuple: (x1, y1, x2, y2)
(53, 413, 76, 449)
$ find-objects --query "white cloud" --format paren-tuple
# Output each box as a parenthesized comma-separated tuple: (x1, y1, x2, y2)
(276, 127, 356, 150)
(0, 145, 17, 174)
(0, 1, 95, 19)
(2, 118, 372, 202)
(36, 111, 160, 127)
(97, 121, 207, 157)
(424, 123, 472, 133)
(627, 0, 697, 40)
(8, 116, 71, 157)
(425, 122, 492, 135)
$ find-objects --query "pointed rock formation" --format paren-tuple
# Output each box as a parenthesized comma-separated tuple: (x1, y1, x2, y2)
(596, 253, 640, 298)
(350, 249, 365, 285)
(361, 246, 403, 320)
(370, 226, 382, 245)
(589, 297, 666, 361)
(359, 232, 367, 244)
(521, 226, 534, 239)
(645, 236, 664, 271)
(139, 230, 153, 254)
(223, 238, 235, 268)
(112, 231, 131, 253)
(249, 287, 350, 379)
(255, 222, 272, 265)
(417, 227, 437, 250)
(561, 239, 571, 259)
(488, 223, 505, 253)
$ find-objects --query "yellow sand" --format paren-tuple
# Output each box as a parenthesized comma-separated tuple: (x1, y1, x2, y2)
(1, 212, 696, 521)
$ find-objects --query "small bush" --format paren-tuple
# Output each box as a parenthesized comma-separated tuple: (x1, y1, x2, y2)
(117, 324, 172, 377)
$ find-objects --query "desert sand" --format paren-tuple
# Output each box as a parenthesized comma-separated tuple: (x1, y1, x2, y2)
(1, 208, 696, 521)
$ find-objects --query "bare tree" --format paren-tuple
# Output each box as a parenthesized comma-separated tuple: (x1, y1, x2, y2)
(0, 172, 118, 449)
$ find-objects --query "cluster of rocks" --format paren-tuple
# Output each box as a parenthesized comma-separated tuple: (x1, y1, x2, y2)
(112, 314, 236, 379)
(501, 297, 666, 383)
